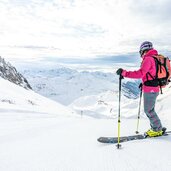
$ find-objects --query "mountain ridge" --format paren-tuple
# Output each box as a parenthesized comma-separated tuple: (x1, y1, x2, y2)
(0, 56, 32, 90)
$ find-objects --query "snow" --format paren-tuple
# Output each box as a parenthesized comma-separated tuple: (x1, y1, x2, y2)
(1, 68, 171, 170)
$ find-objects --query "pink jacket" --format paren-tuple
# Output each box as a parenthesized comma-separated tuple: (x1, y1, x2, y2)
(122, 49, 159, 93)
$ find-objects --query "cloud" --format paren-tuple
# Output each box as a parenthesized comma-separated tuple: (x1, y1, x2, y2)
(129, 0, 171, 22)
(0, 0, 171, 59)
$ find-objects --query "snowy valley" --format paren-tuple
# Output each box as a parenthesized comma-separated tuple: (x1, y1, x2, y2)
(20, 62, 140, 119)
(22, 67, 140, 104)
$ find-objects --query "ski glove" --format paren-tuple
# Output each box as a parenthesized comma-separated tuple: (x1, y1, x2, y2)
(116, 68, 123, 76)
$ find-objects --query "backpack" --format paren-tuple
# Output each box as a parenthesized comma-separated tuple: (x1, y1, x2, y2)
(144, 54, 171, 93)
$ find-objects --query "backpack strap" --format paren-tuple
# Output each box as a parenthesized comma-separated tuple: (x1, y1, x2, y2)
(160, 86, 163, 94)
(146, 72, 155, 81)
(164, 57, 169, 79)
(152, 56, 159, 79)
(145, 56, 157, 84)
(153, 56, 163, 93)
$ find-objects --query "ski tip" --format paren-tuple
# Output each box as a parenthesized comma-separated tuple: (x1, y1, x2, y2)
(97, 137, 104, 143)
(162, 127, 167, 135)
(144, 133, 148, 138)
(162, 127, 167, 132)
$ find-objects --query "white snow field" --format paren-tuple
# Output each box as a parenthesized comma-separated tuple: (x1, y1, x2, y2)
(0, 78, 171, 171)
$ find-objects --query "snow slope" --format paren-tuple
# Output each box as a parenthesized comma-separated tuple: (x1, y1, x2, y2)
(0, 78, 74, 117)
(0, 78, 171, 171)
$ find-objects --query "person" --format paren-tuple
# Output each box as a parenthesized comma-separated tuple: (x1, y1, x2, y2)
(116, 41, 164, 137)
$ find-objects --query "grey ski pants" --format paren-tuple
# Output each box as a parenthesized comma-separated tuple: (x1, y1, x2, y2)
(144, 92, 162, 131)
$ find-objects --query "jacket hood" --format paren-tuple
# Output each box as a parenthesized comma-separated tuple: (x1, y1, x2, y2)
(143, 49, 158, 59)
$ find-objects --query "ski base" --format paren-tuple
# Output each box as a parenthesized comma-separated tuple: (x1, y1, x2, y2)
(98, 134, 145, 144)
(98, 128, 170, 144)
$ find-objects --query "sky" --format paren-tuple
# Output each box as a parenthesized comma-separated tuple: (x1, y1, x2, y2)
(0, 0, 171, 60)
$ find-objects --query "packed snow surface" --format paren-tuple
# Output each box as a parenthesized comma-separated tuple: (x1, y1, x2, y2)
(0, 76, 171, 171)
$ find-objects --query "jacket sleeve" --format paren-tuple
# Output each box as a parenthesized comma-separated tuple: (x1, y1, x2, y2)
(122, 58, 152, 79)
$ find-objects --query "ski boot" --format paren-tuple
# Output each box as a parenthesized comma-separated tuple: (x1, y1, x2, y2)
(144, 127, 166, 137)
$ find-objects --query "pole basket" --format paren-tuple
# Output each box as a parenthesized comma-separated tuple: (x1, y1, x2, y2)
(116, 143, 122, 149)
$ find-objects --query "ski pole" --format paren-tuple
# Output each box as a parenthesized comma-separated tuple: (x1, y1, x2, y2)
(135, 83, 143, 134)
(116, 74, 122, 149)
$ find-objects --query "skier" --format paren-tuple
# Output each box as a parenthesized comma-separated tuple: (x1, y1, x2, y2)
(116, 41, 164, 137)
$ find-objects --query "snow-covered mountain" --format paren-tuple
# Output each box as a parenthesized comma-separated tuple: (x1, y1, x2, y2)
(21, 66, 140, 105)
(0, 56, 32, 90)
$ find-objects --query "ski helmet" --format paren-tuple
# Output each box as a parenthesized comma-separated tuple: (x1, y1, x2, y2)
(139, 41, 153, 56)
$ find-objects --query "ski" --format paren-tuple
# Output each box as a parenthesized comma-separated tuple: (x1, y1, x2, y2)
(97, 128, 171, 144)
